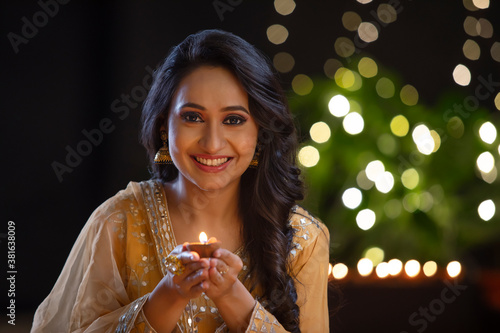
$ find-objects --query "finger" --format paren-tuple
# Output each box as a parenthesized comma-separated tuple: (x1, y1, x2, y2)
(212, 249, 243, 271)
(178, 251, 201, 264)
(208, 258, 229, 275)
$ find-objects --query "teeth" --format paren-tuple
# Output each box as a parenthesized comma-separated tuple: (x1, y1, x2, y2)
(195, 157, 229, 166)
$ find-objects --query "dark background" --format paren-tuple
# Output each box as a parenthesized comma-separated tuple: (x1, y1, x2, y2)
(2, 0, 499, 332)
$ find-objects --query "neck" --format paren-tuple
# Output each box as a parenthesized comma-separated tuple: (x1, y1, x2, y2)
(165, 176, 241, 230)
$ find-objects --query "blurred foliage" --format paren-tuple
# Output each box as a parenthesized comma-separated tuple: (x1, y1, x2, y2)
(289, 56, 500, 267)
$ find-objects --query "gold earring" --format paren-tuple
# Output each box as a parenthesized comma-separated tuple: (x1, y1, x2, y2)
(154, 130, 173, 164)
(249, 145, 261, 168)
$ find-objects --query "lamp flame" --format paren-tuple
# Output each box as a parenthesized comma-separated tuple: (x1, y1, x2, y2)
(199, 232, 208, 243)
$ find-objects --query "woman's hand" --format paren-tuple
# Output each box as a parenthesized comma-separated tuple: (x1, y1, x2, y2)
(204, 248, 243, 301)
(143, 243, 210, 333)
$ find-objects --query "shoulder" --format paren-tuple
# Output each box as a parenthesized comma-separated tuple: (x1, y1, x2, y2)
(288, 205, 330, 258)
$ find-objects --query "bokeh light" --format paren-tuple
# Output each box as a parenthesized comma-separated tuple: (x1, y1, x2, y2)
(365, 160, 385, 181)
(342, 11, 362, 31)
(412, 124, 435, 155)
(274, 0, 296, 15)
(324, 58, 343, 79)
(401, 168, 419, 190)
(376, 262, 390, 278)
(292, 74, 313, 95)
(357, 258, 374, 277)
(404, 260, 421, 278)
(447, 116, 465, 138)
(492, 42, 500, 62)
(376, 77, 395, 98)
(375, 171, 394, 193)
(476, 152, 495, 173)
(447, 261, 462, 278)
(273, 52, 295, 73)
(358, 57, 378, 78)
(463, 39, 481, 60)
(358, 22, 379, 43)
(388, 259, 403, 276)
(403, 193, 420, 213)
(390, 115, 410, 137)
(480, 166, 497, 184)
(472, 0, 490, 9)
(342, 187, 363, 209)
(335, 67, 357, 89)
(332, 263, 349, 279)
(343, 112, 364, 135)
(400, 84, 419, 106)
(477, 18, 493, 38)
(423, 261, 437, 277)
(479, 121, 497, 144)
(310, 122, 331, 143)
(357, 0, 373, 4)
(384, 199, 402, 219)
(478, 199, 496, 221)
(329, 94, 350, 117)
(356, 209, 376, 230)
(377, 133, 397, 156)
(453, 64, 472, 86)
(464, 16, 479, 36)
(430, 130, 441, 153)
(495, 92, 500, 110)
(377, 4, 397, 24)
(364, 247, 384, 266)
(357, 170, 374, 190)
(335, 37, 355, 58)
(298, 146, 320, 168)
(267, 24, 289, 45)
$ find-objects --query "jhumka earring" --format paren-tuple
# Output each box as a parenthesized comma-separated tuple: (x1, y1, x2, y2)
(154, 130, 173, 164)
(249, 145, 261, 168)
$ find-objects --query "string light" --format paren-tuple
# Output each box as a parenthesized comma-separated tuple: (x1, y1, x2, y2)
(365, 160, 385, 181)
(274, 0, 296, 16)
(357, 258, 374, 277)
(478, 199, 496, 221)
(342, 187, 363, 209)
(310, 122, 331, 143)
(404, 260, 421, 278)
(423, 261, 438, 277)
(292, 74, 313, 96)
(446, 261, 462, 278)
(343, 112, 364, 135)
(452, 64, 471, 86)
(298, 146, 320, 167)
(328, 95, 350, 117)
(267, 24, 289, 45)
(356, 209, 376, 230)
(479, 121, 497, 144)
(476, 152, 495, 173)
(388, 259, 403, 276)
(332, 263, 349, 279)
(376, 262, 390, 278)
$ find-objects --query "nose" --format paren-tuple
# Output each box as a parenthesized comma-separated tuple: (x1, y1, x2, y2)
(199, 121, 227, 154)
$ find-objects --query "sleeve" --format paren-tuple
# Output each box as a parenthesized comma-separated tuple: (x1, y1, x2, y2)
(243, 215, 330, 333)
(31, 190, 158, 333)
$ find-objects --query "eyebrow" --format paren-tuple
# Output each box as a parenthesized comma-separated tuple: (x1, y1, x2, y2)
(179, 102, 249, 114)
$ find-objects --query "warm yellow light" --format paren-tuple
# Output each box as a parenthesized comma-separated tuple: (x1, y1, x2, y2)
(342, 11, 362, 31)
(390, 115, 410, 137)
(376, 262, 390, 278)
(358, 22, 378, 43)
(401, 168, 419, 190)
(478, 199, 496, 221)
(274, 0, 296, 15)
(365, 160, 385, 181)
(463, 39, 481, 60)
(328, 263, 333, 276)
(479, 121, 497, 144)
(335, 67, 356, 89)
(273, 52, 295, 73)
(412, 124, 435, 155)
(329, 94, 350, 117)
(377, 4, 397, 24)
(404, 260, 421, 278)
(332, 263, 349, 279)
(453, 64, 471, 86)
(358, 57, 378, 78)
(356, 209, 376, 230)
(343, 112, 364, 135)
(423, 261, 437, 277)
(388, 259, 403, 276)
(342, 187, 363, 209)
(334, 37, 355, 58)
(447, 261, 462, 278)
(364, 247, 384, 266)
(199, 232, 208, 243)
(310, 122, 331, 144)
(298, 146, 320, 168)
(473, 0, 490, 9)
(400, 84, 419, 106)
(266, 24, 289, 45)
(376, 77, 395, 98)
(292, 74, 313, 96)
(477, 152, 495, 173)
(357, 0, 372, 3)
(430, 130, 441, 152)
(357, 258, 374, 277)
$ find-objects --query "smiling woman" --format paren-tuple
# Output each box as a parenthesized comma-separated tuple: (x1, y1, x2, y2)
(31, 29, 330, 333)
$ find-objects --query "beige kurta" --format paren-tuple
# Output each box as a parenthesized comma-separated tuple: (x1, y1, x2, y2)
(32, 180, 330, 333)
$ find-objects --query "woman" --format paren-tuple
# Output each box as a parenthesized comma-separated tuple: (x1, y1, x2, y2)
(32, 29, 330, 333)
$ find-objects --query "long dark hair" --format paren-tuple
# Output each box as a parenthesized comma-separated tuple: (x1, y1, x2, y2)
(141, 29, 304, 332)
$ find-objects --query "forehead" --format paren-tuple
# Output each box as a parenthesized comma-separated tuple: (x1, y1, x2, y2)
(172, 66, 248, 106)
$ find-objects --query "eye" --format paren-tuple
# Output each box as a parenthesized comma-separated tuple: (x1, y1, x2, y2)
(223, 115, 247, 125)
(181, 112, 203, 123)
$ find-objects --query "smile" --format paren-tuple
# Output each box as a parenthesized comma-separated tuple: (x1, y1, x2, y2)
(194, 156, 231, 167)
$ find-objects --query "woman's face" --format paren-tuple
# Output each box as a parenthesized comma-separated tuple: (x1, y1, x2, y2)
(166, 66, 259, 192)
